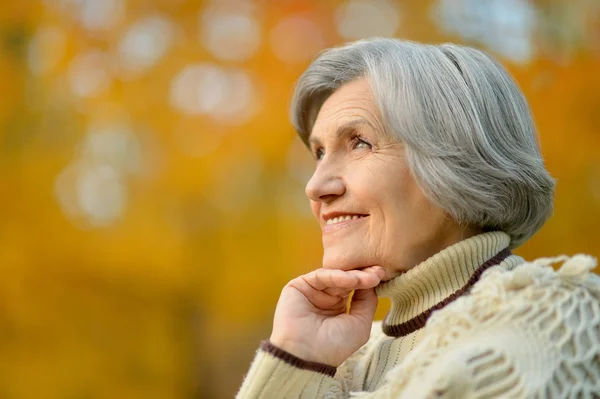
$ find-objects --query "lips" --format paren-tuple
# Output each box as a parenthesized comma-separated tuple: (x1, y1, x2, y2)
(325, 214, 368, 225)
(321, 211, 369, 229)
(322, 211, 368, 221)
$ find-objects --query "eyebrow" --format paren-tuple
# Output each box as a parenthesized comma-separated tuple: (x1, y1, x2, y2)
(308, 119, 375, 147)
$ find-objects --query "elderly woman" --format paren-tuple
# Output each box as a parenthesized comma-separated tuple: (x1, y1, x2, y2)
(237, 39, 600, 398)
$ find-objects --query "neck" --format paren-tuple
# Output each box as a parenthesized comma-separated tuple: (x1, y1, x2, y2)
(375, 231, 522, 337)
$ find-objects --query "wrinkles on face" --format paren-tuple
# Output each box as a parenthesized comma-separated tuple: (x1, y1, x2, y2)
(306, 78, 464, 278)
(311, 84, 383, 142)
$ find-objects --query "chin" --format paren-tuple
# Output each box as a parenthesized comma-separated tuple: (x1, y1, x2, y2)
(322, 249, 370, 271)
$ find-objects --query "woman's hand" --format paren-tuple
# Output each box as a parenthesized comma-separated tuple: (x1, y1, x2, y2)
(269, 266, 386, 367)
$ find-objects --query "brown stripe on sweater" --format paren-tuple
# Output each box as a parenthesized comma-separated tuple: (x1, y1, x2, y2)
(382, 247, 512, 337)
(260, 340, 337, 378)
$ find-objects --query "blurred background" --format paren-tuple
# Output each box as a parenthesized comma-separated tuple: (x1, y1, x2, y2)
(0, 0, 599, 397)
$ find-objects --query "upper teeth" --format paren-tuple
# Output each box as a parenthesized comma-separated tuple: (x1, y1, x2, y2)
(326, 215, 363, 225)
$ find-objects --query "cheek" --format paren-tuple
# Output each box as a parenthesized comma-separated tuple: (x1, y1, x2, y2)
(384, 182, 441, 235)
(368, 172, 422, 231)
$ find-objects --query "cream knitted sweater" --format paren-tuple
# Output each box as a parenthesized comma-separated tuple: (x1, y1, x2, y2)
(237, 232, 600, 398)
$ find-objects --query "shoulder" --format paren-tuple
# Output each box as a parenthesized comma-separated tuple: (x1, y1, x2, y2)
(378, 254, 600, 397)
(436, 253, 600, 345)
(470, 253, 600, 315)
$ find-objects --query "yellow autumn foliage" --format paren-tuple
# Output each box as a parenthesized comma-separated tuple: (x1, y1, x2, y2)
(0, 1, 598, 398)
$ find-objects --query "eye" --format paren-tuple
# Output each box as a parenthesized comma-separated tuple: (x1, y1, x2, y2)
(314, 147, 325, 161)
(351, 136, 372, 151)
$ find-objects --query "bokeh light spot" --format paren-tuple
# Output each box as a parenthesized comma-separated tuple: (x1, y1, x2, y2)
(68, 50, 111, 98)
(27, 26, 67, 76)
(117, 15, 175, 79)
(77, 0, 125, 32)
(55, 161, 127, 228)
(169, 64, 260, 125)
(77, 163, 126, 227)
(200, 4, 261, 62)
(433, 0, 537, 63)
(79, 119, 143, 176)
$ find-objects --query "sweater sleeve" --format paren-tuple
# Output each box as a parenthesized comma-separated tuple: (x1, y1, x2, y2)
(236, 322, 384, 399)
(237, 321, 383, 399)
(235, 341, 342, 399)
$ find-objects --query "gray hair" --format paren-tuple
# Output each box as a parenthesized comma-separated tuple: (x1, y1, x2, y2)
(290, 38, 555, 249)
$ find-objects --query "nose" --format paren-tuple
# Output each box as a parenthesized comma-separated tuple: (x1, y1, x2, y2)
(305, 163, 346, 203)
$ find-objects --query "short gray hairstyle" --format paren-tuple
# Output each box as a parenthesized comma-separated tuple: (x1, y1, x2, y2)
(290, 38, 555, 249)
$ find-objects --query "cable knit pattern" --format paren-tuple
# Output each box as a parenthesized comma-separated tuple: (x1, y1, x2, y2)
(360, 254, 600, 398)
(237, 233, 600, 398)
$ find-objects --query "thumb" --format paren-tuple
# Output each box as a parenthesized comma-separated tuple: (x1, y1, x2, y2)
(349, 288, 378, 324)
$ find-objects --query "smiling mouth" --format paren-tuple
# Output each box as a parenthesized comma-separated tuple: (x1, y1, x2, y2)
(325, 214, 369, 225)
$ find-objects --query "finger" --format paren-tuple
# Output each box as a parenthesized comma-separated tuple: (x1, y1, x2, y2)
(348, 288, 378, 324)
(289, 277, 347, 311)
(368, 266, 386, 280)
(305, 269, 359, 291)
(323, 287, 352, 297)
(322, 268, 384, 297)
(345, 268, 384, 289)
(356, 266, 386, 280)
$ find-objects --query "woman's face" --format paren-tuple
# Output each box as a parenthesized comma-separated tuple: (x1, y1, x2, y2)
(306, 78, 473, 280)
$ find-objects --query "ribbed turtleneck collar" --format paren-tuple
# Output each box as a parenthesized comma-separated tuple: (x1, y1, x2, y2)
(375, 231, 522, 337)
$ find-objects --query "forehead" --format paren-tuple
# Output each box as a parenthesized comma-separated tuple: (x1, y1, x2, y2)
(311, 78, 382, 136)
